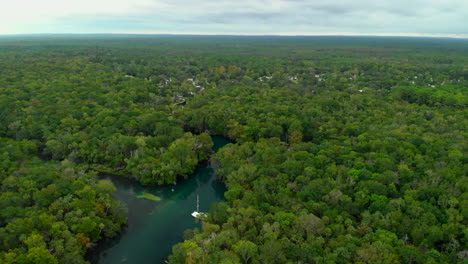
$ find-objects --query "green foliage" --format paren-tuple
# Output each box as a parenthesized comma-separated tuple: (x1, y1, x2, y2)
(233, 240, 258, 264)
(393, 85, 467, 107)
(124, 132, 213, 185)
(0, 35, 466, 263)
(0, 139, 126, 263)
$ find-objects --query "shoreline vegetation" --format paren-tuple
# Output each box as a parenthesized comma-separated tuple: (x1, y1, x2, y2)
(87, 136, 230, 264)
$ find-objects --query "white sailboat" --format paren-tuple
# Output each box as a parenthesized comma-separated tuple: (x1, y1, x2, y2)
(191, 194, 202, 218)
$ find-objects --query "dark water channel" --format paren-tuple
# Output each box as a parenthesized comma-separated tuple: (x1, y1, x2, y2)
(88, 136, 230, 264)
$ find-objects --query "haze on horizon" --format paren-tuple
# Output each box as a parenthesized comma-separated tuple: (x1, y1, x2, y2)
(1, 0, 467, 38)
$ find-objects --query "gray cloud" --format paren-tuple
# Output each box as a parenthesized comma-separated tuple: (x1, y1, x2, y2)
(198, 11, 283, 25)
(2, 0, 467, 36)
(156, 0, 467, 34)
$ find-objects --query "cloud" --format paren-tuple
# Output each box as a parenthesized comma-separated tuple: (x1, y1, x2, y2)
(0, 0, 466, 36)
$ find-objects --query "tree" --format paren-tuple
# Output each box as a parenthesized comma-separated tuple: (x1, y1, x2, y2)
(19, 247, 59, 264)
(233, 240, 258, 264)
(95, 180, 116, 194)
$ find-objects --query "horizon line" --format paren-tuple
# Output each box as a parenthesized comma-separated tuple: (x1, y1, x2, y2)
(0, 32, 467, 39)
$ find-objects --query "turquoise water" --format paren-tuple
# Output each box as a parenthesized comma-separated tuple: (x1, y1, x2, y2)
(89, 136, 230, 264)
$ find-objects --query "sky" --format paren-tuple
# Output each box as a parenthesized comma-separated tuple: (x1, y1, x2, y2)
(0, 0, 467, 37)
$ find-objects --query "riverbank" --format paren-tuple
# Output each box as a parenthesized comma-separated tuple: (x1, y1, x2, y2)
(87, 136, 230, 264)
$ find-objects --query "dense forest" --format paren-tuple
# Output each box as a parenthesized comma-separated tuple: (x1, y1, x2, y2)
(0, 35, 466, 263)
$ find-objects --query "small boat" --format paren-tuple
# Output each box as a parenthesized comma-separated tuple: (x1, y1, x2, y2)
(191, 211, 201, 218)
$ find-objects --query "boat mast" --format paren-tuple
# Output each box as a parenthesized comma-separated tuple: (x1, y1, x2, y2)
(192, 194, 202, 218)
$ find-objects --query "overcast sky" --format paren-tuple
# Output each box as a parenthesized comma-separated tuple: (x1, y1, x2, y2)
(1, 0, 467, 37)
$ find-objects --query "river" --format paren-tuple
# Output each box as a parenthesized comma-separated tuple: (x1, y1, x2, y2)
(88, 136, 230, 264)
